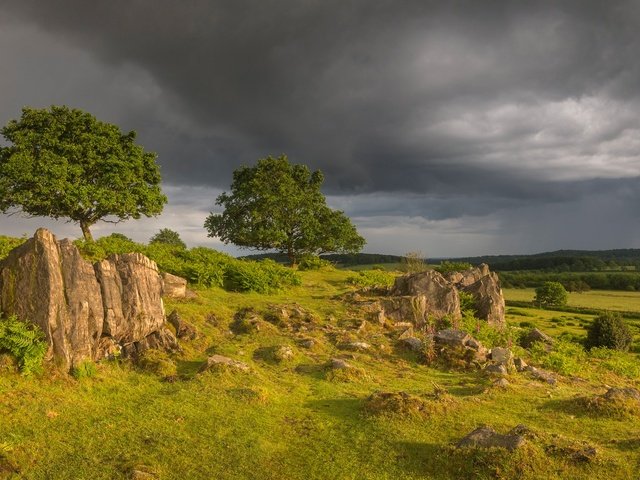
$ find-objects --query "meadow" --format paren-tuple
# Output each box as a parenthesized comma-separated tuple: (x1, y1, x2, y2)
(1, 266, 640, 479)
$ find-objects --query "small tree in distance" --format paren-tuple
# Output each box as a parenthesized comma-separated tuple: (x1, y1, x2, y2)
(204, 155, 365, 266)
(150, 228, 186, 248)
(534, 281, 568, 307)
(0, 106, 167, 241)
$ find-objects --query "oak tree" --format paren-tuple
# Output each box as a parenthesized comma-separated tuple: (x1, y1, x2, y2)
(0, 106, 167, 240)
(205, 155, 365, 266)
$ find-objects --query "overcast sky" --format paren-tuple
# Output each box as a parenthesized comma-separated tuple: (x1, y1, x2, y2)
(1, 0, 639, 257)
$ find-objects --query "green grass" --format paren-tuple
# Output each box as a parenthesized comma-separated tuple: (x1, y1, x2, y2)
(504, 288, 640, 312)
(1, 270, 640, 478)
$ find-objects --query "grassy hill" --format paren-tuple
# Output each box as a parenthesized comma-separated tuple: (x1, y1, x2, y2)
(1, 265, 640, 479)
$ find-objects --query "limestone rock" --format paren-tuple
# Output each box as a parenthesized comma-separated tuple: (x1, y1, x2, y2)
(526, 366, 557, 385)
(434, 329, 471, 348)
(199, 354, 249, 373)
(399, 336, 423, 352)
(457, 426, 525, 451)
(484, 363, 508, 376)
(462, 272, 505, 326)
(0, 229, 103, 367)
(521, 328, 555, 349)
(167, 310, 198, 340)
(0, 229, 176, 369)
(603, 387, 640, 402)
(514, 357, 528, 372)
(161, 272, 188, 298)
(387, 270, 461, 323)
(447, 264, 491, 288)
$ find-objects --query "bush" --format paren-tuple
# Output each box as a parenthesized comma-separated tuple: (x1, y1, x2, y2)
(529, 340, 586, 375)
(534, 282, 568, 307)
(0, 314, 47, 376)
(458, 291, 476, 316)
(400, 251, 428, 273)
(585, 312, 632, 351)
(0, 235, 26, 261)
(346, 270, 396, 288)
(298, 255, 333, 271)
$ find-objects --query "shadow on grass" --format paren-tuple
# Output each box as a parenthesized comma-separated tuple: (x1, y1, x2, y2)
(304, 398, 362, 422)
(392, 441, 460, 479)
(610, 438, 640, 451)
(176, 360, 204, 378)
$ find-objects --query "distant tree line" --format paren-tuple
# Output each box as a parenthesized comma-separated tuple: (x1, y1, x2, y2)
(500, 271, 640, 292)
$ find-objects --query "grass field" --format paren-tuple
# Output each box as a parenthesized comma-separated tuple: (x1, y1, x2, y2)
(1, 269, 640, 479)
(504, 288, 640, 312)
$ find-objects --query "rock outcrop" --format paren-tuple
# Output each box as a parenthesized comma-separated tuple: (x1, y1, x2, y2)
(383, 270, 461, 325)
(461, 272, 505, 326)
(161, 272, 188, 298)
(0, 229, 177, 369)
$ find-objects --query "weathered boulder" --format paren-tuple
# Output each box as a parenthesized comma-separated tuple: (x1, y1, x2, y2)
(526, 366, 557, 385)
(520, 328, 554, 349)
(603, 387, 640, 402)
(96, 253, 165, 345)
(161, 272, 188, 298)
(447, 264, 491, 288)
(434, 329, 471, 348)
(457, 425, 525, 451)
(462, 272, 505, 326)
(399, 336, 423, 352)
(0, 229, 176, 369)
(383, 270, 461, 324)
(0, 230, 103, 367)
(167, 310, 198, 340)
(433, 329, 488, 364)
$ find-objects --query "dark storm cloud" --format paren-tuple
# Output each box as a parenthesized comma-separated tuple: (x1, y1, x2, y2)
(1, 0, 639, 254)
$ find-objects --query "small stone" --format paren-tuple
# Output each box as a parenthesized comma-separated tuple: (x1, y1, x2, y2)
(434, 329, 471, 348)
(484, 363, 508, 376)
(493, 378, 510, 388)
(526, 366, 556, 385)
(514, 357, 528, 372)
(341, 341, 371, 351)
(299, 338, 315, 349)
(328, 358, 351, 370)
(603, 387, 640, 402)
(199, 354, 249, 373)
(399, 336, 423, 352)
(490, 347, 512, 365)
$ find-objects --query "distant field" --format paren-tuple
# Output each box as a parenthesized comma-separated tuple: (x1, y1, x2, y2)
(504, 288, 640, 313)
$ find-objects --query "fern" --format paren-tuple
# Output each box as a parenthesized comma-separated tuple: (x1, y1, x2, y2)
(0, 314, 47, 376)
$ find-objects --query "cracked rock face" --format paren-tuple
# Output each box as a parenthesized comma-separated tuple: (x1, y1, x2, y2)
(0, 229, 175, 369)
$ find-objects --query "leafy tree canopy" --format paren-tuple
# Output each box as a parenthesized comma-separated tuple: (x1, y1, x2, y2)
(204, 155, 365, 265)
(534, 281, 568, 307)
(0, 106, 167, 240)
(150, 228, 186, 249)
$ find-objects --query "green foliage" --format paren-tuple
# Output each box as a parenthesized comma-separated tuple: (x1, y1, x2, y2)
(346, 270, 396, 288)
(0, 314, 47, 376)
(529, 339, 586, 375)
(585, 312, 632, 351)
(534, 281, 568, 307)
(150, 228, 186, 249)
(0, 105, 167, 240)
(0, 235, 26, 261)
(435, 261, 472, 274)
(204, 155, 365, 265)
(297, 255, 334, 271)
(589, 347, 640, 378)
(224, 259, 301, 293)
(72, 361, 98, 380)
(458, 291, 476, 316)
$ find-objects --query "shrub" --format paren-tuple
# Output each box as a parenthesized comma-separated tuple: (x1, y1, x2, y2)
(224, 259, 300, 293)
(529, 340, 586, 375)
(400, 251, 428, 273)
(585, 312, 632, 351)
(0, 235, 26, 261)
(0, 314, 47, 376)
(534, 282, 568, 307)
(346, 270, 396, 288)
(458, 291, 476, 316)
(298, 255, 333, 271)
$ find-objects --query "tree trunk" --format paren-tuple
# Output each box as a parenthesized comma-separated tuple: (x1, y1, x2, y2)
(287, 247, 297, 268)
(80, 220, 94, 242)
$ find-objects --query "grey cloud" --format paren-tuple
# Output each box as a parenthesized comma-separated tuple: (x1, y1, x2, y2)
(0, 1, 639, 255)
